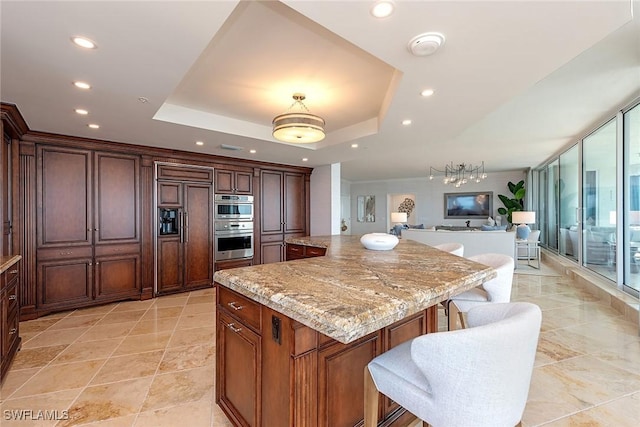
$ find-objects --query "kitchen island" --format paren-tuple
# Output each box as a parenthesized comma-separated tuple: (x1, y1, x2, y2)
(214, 235, 496, 427)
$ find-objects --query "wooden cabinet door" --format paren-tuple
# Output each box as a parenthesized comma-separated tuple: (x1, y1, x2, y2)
(94, 253, 140, 300)
(260, 241, 284, 264)
(284, 172, 306, 234)
(215, 169, 253, 195)
(37, 257, 93, 309)
(217, 310, 261, 427)
(260, 171, 284, 235)
(37, 146, 92, 248)
(2, 132, 10, 257)
(157, 237, 183, 294)
(158, 182, 182, 207)
(183, 183, 213, 289)
(214, 169, 234, 194)
(318, 335, 381, 427)
(234, 171, 253, 194)
(94, 152, 140, 245)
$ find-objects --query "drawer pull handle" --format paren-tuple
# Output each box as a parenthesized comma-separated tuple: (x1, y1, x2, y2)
(9, 269, 18, 274)
(59, 251, 73, 256)
(9, 328, 17, 335)
(228, 301, 244, 311)
(9, 294, 17, 300)
(226, 323, 242, 333)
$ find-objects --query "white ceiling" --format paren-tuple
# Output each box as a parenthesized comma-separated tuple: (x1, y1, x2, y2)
(1, 1, 639, 182)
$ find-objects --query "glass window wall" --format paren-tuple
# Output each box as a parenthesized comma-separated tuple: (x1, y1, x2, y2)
(582, 119, 617, 281)
(624, 104, 640, 296)
(558, 145, 579, 261)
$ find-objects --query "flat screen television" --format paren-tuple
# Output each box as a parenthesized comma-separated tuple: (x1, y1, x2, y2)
(444, 191, 493, 219)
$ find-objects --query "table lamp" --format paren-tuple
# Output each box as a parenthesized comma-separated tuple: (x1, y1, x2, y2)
(512, 211, 535, 240)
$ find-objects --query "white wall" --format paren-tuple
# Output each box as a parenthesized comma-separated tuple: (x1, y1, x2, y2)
(310, 163, 341, 236)
(348, 170, 527, 235)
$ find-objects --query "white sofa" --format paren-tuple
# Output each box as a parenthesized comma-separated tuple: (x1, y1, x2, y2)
(403, 229, 516, 259)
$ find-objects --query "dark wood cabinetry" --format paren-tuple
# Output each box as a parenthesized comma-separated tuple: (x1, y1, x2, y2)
(259, 170, 308, 264)
(2, 131, 12, 257)
(35, 147, 141, 313)
(215, 168, 253, 195)
(286, 243, 326, 260)
(216, 283, 432, 427)
(156, 164, 213, 295)
(214, 258, 253, 272)
(1, 257, 21, 383)
(216, 287, 262, 427)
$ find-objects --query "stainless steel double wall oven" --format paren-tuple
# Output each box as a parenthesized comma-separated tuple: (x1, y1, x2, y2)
(214, 194, 254, 260)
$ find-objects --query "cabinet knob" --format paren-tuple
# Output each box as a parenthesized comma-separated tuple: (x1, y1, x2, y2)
(226, 322, 242, 333)
(89, 262, 93, 266)
(227, 301, 244, 311)
(95, 261, 100, 265)
(9, 328, 17, 335)
(9, 294, 17, 301)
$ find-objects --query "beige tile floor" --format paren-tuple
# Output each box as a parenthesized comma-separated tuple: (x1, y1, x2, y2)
(1, 267, 639, 426)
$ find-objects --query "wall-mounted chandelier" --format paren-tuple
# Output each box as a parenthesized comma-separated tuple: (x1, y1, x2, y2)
(272, 93, 325, 144)
(429, 161, 487, 187)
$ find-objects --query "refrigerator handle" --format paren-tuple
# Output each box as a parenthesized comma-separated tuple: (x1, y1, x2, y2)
(184, 211, 189, 243)
(179, 210, 184, 243)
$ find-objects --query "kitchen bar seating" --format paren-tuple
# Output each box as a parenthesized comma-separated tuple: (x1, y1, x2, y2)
(364, 302, 542, 427)
(447, 253, 515, 330)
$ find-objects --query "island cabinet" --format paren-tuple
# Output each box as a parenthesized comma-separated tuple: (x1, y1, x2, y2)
(214, 167, 253, 195)
(285, 243, 326, 261)
(259, 170, 308, 264)
(1, 256, 21, 384)
(35, 146, 141, 314)
(216, 285, 431, 427)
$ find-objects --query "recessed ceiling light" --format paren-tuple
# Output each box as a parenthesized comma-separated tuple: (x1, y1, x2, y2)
(88, 124, 100, 129)
(196, 141, 204, 146)
(73, 81, 91, 90)
(371, 1, 395, 18)
(249, 149, 256, 154)
(75, 109, 88, 115)
(402, 119, 412, 126)
(421, 89, 435, 97)
(71, 36, 97, 49)
(302, 158, 308, 162)
(351, 143, 359, 148)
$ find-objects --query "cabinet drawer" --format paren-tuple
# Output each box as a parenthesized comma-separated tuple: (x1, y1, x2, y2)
(94, 243, 141, 257)
(218, 286, 261, 331)
(260, 234, 283, 243)
(286, 244, 304, 257)
(5, 282, 19, 316)
(37, 246, 93, 261)
(4, 309, 19, 353)
(305, 246, 327, 257)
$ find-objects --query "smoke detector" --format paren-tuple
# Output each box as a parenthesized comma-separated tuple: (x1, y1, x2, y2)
(407, 32, 445, 56)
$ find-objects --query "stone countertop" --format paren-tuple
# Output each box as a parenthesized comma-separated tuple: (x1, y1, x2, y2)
(214, 235, 496, 344)
(0, 255, 21, 274)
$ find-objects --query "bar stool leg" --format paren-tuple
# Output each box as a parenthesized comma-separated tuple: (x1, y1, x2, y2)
(364, 366, 379, 427)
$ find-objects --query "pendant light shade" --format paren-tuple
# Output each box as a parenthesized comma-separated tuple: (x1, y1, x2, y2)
(272, 93, 325, 143)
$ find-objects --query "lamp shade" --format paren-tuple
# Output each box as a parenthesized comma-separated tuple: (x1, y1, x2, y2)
(512, 211, 535, 224)
(391, 212, 407, 223)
